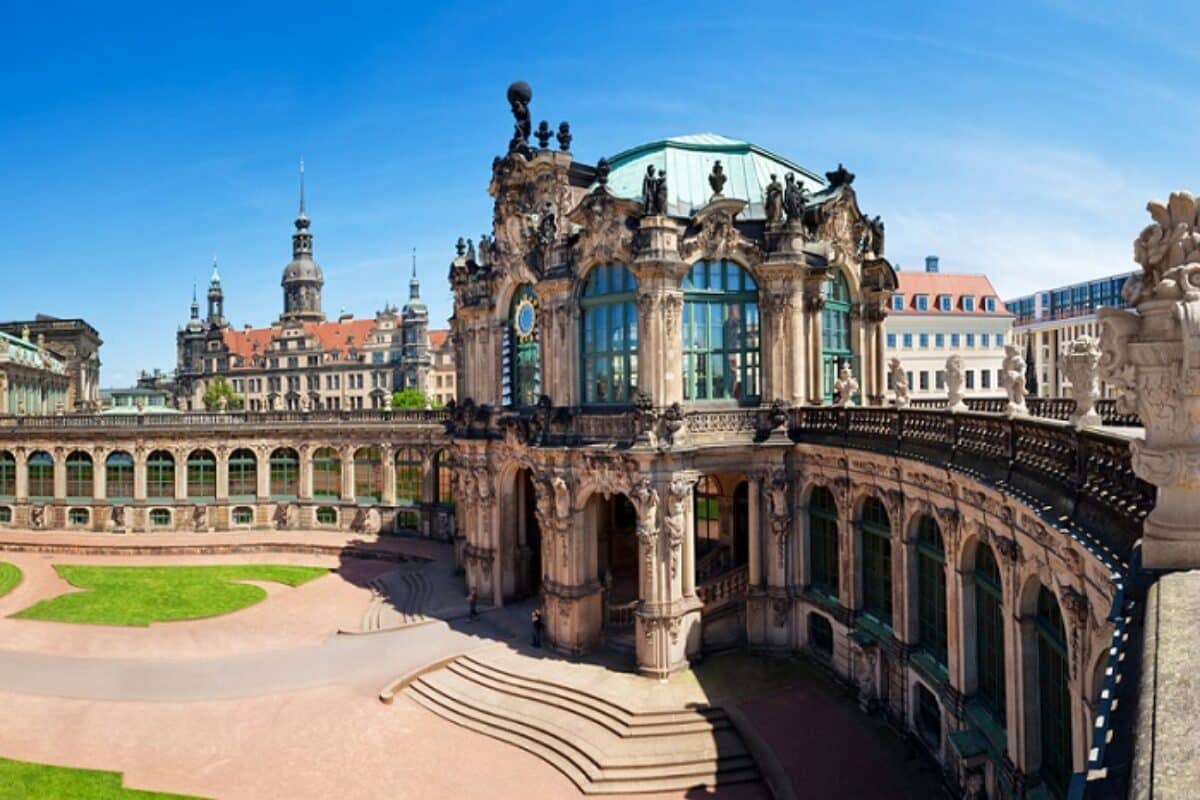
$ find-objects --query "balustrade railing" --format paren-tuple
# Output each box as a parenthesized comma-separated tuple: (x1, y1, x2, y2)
(697, 565, 749, 611)
(695, 544, 733, 585)
(0, 408, 449, 429)
(606, 600, 638, 629)
(907, 396, 1137, 426)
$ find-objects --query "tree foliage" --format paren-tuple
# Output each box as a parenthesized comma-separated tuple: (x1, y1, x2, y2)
(391, 388, 433, 409)
(203, 376, 244, 411)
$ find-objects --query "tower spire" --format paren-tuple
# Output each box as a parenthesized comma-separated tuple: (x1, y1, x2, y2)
(190, 281, 199, 319)
(299, 158, 306, 215)
(409, 248, 420, 300)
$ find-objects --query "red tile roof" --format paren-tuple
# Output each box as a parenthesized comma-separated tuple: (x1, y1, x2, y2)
(892, 272, 1013, 317)
(221, 318, 378, 366)
(429, 329, 450, 350)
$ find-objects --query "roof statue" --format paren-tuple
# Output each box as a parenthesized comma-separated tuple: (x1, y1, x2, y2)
(783, 173, 807, 223)
(825, 162, 856, 187)
(764, 174, 783, 225)
(595, 158, 610, 188)
(708, 160, 727, 197)
(861, 215, 885, 257)
(556, 122, 572, 152)
(507, 81, 533, 155)
(535, 120, 552, 149)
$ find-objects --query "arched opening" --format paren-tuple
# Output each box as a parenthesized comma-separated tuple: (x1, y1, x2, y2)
(821, 269, 855, 402)
(694, 475, 722, 557)
(511, 468, 542, 599)
(504, 284, 541, 407)
(27, 451, 54, 501)
(732, 480, 749, 568)
(682, 260, 760, 402)
(0, 451, 14, 498)
(915, 515, 948, 668)
(312, 447, 341, 500)
(66, 450, 93, 501)
(105, 451, 134, 501)
(808, 612, 834, 660)
(592, 492, 639, 625)
(808, 486, 840, 599)
(860, 497, 892, 628)
(395, 447, 422, 506)
(580, 264, 638, 405)
(187, 450, 217, 501)
(433, 449, 453, 507)
(1036, 586, 1072, 797)
(353, 447, 382, 503)
(914, 682, 943, 754)
(147, 450, 175, 501)
(269, 448, 299, 499)
(228, 448, 257, 500)
(973, 543, 1006, 724)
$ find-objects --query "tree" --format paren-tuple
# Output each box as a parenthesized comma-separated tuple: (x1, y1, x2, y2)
(203, 376, 244, 411)
(390, 388, 431, 409)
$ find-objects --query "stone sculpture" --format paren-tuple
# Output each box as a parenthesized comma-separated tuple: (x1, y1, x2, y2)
(764, 174, 783, 225)
(834, 364, 858, 407)
(534, 120, 552, 149)
(1060, 336, 1101, 428)
(945, 355, 967, 412)
(708, 160, 726, 196)
(193, 504, 207, 531)
(655, 170, 668, 216)
(861, 215, 885, 257)
(506, 81, 532, 154)
(556, 121, 572, 151)
(31, 505, 45, 529)
(888, 358, 909, 408)
(1001, 344, 1028, 415)
(825, 162, 856, 187)
(783, 173, 806, 224)
(110, 505, 125, 529)
(641, 166, 661, 214)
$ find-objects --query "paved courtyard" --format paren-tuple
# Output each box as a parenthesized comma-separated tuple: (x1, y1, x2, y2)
(0, 530, 946, 799)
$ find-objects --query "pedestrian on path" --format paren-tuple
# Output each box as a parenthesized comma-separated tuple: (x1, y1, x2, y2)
(531, 607, 544, 648)
(467, 587, 478, 621)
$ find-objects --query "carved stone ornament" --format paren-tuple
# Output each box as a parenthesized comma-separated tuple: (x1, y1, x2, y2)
(1001, 344, 1029, 415)
(1060, 336, 1102, 427)
(833, 364, 859, 407)
(888, 357, 909, 408)
(1098, 190, 1200, 567)
(945, 355, 967, 412)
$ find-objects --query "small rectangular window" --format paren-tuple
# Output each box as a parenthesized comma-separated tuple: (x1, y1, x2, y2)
(980, 333, 989, 348)
(916, 295, 929, 311)
(934, 333, 944, 348)
(950, 334, 960, 348)
(981, 370, 991, 389)
(919, 371, 929, 390)
(935, 370, 945, 389)
(903, 334, 913, 348)
(886, 333, 897, 348)
(966, 334, 975, 348)
(919, 334, 929, 348)
(966, 370, 975, 389)
(963, 297, 976, 312)
(892, 295, 904, 311)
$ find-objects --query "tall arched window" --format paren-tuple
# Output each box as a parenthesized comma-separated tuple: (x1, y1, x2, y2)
(269, 448, 299, 499)
(682, 260, 760, 402)
(0, 451, 15, 498)
(580, 264, 638, 404)
(694, 475, 721, 551)
(28, 451, 54, 501)
(147, 450, 175, 501)
(228, 448, 257, 499)
(821, 270, 853, 401)
(395, 447, 422, 505)
(808, 486, 839, 598)
(860, 497, 892, 627)
(504, 284, 541, 407)
(975, 544, 1006, 722)
(106, 452, 134, 501)
(434, 449, 453, 507)
(916, 516, 947, 667)
(187, 450, 217, 500)
(66, 451, 93, 500)
(354, 447, 382, 503)
(312, 447, 341, 500)
(1037, 587, 1072, 797)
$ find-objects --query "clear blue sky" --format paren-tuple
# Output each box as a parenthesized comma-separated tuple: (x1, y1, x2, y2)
(1, 1, 1197, 386)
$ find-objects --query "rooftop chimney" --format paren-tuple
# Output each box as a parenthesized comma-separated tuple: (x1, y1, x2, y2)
(925, 255, 940, 273)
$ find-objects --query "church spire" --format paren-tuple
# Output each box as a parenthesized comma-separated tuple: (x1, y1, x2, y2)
(281, 158, 325, 323)
(190, 282, 199, 319)
(410, 248, 420, 300)
(292, 159, 313, 259)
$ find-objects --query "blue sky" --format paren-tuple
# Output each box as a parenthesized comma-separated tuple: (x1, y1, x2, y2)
(1, 1, 1197, 386)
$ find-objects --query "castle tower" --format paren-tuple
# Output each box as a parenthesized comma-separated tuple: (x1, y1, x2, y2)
(280, 159, 325, 323)
(207, 258, 226, 328)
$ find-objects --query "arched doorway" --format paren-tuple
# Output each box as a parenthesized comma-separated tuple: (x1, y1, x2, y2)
(514, 469, 542, 599)
(590, 492, 639, 632)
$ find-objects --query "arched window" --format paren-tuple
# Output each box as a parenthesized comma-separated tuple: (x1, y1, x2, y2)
(313, 447, 341, 500)
(66, 451, 93, 500)
(860, 497, 892, 626)
(187, 449, 217, 500)
(395, 447, 422, 505)
(1037, 587, 1072, 797)
(504, 284, 541, 407)
(694, 475, 721, 551)
(147, 450, 175, 500)
(434, 449, 453, 507)
(916, 516, 948, 667)
(0, 451, 14, 498)
(809, 613, 834, 660)
(915, 683, 942, 752)
(821, 270, 854, 401)
(269, 448, 299, 499)
(228, 448, 257, 499)
(580, 264, 638, 404)
(975, 544, 1006, 722)
(354, 447, 382, 503)
(682, 260, 760, 402)
(106, 452, 134, 501)
(808, 486, 839, 598)
(27, 451, 54, 501)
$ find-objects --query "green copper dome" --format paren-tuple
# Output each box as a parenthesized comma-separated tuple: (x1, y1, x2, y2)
(602, 134, 825, 219)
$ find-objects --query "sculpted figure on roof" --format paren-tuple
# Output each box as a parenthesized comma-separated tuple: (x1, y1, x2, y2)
(783, 173, 807, 224)
(764, 174, 783, 225)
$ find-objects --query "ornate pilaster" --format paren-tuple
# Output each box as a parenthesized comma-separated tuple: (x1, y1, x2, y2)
(633, 214, 687, 407)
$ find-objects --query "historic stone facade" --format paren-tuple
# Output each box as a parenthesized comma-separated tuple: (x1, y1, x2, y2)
(0, 316, 102, 412)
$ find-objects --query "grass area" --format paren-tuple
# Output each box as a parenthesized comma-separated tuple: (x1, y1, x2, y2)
(0, 562, 20, 599)
(0, 756, 208, 799)
(12, 564, 327, 626)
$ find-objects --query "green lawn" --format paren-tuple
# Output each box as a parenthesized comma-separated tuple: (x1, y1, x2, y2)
(12, 564, 328, 626)
(0, 756, 208, 799)
(0, 562, 20, 599)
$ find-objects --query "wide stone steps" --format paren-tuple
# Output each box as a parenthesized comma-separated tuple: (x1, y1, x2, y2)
(404, 655, 759, 794)
(362, 568, 434, 632)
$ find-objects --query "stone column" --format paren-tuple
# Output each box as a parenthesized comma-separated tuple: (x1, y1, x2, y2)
(804, 279, 827, 404)
(747, 474, 762, 587)
(633, 215, 686, 407)
(215, 447, 230, 502)
(299, 445, 313, 501)
(133, 448, 147, 503)
(340, 445, 356, 502)
(255, 446, 270, 500)
(53, 449, 67, 501)
(381, 444, 396, 505)
(761, 466, 796, 649)
(1099, 190, 1200, 568)
(537, 472, 603, 654)
(173, 447, 188, 501)
(93, 448, 106, 502)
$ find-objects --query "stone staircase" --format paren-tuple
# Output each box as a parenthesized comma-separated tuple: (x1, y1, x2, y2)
(362, 567, 435, 631)
(405, 654, 761, 794)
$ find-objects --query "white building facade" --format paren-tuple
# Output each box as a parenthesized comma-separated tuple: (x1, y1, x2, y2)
(883, 258, 1013, 398)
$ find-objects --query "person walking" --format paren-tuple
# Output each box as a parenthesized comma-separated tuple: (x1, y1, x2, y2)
(466, 587, 478, 622)
(531, 607, 544, 648)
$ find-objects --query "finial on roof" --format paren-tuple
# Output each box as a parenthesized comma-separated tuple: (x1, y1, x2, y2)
(412, 247, 417, 278)
(210, 256, 221, 286)
(299, 158, 306, 215)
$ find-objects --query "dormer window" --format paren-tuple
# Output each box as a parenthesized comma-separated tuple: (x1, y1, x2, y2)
(963, 296, 976, 312)
(938, 295, 951, 312)
(915, 295, 929, 312)
(892, 294, 904, 311)
(984, 297, 996, 312)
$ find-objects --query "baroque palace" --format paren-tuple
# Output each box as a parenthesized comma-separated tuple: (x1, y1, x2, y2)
(4, 81, 1198, 800)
